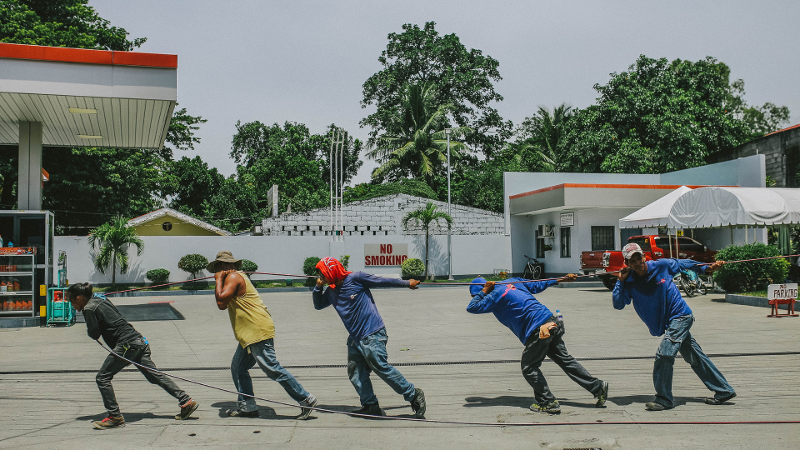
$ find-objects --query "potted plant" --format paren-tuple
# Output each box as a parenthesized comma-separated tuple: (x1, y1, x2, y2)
(401, 258, 425, 280)
(542, 244, 554, 252)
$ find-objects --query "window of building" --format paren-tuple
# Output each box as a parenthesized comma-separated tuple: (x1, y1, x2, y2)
(591, 226, 615, 251)
(560, 227, 571, 258)
(162, 221, 173, 232)
(535, 229, 545, 258)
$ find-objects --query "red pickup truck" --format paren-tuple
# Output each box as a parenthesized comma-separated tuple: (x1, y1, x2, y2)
(580, 235, 717, 290)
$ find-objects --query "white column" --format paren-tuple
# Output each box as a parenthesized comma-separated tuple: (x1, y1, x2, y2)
(17, 121, 43, 210)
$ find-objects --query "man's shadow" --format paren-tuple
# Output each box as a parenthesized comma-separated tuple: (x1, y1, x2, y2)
(76, 411, 179, 424)
(464, 394, 726, 409)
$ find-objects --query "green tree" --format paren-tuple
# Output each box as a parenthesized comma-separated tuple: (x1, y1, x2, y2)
(88, 216, 144, 288)
(0, 0, 145, 50)
(515, 104, 575, 172)
(361, 22, 511, 157)
(741, 102, 791, 138)
(343, 178, 438, 203)
(367, 82, 468, 185)
(401, 202, 453, 278)
(559, 55, 752, 174)
(162, 156, 224, 218)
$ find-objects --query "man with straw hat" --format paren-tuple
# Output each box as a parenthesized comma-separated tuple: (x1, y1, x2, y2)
(210, 251, 318, 419)
(311, 257, 426, 418)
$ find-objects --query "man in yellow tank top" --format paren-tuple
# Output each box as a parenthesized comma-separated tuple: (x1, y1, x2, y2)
(210, 251, 317, 419)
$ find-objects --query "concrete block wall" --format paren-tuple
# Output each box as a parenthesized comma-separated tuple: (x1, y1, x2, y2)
(706, 125, 800, 187)
(261, 194, 505, 237)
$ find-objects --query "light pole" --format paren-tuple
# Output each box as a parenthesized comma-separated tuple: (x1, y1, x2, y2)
(445, 128, 454, 280)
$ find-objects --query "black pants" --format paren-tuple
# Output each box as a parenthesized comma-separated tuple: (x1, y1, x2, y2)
(520, 318, 603, 404)
(97, 339, 190, 417)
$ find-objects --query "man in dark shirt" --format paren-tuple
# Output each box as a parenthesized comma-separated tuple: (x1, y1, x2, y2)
(66, 283, 198, 429)
(311, 257, 426, 418)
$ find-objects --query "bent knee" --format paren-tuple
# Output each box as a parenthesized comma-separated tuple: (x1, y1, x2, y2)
(347, 361, 358, 378)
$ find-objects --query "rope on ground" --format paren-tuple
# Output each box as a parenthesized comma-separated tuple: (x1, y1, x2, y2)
(94, 341, 800, 427)
(103, 253, 800, 296)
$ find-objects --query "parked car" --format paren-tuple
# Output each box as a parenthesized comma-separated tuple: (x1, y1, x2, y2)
(580, 235, 717, 290)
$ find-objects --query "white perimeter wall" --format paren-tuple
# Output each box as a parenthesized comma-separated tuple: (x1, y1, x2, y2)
(54, 234, 511, 285)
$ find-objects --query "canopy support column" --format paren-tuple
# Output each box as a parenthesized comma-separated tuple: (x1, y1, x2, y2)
(17, 121, 43, 210)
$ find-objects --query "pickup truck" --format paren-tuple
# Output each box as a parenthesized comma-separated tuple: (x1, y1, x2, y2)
(580, 235, 717, 290)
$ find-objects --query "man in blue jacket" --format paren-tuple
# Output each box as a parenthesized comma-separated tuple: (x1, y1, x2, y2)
(613, 243, 735, 411)
(467, 274, 608, 414)
(312, 257, 426, 418)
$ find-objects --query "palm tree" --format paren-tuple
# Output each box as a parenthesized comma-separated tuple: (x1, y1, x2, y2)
(517, 104, 574, 172)
(88, 216, 144, 289)
(368, 82, 469, 183)
(402, 202, 453, 279)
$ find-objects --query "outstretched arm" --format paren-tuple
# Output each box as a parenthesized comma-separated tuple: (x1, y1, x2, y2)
(358, 273, 419, 289)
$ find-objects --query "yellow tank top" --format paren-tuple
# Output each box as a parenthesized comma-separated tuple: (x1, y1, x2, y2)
(227, 271, 275, 348)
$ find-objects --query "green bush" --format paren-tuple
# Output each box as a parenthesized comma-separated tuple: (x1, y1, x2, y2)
(303, 256, 321, 286)
(402, 258, 425, 278)
(240, 259, 258, 272)
(339, 255, 350, 270)
(178, 254, 209, 278)
(303, 257, 321, 276)
(714, 243, 790, 293)
(343, 179, 437, 203)
(146, 268, 170, 285)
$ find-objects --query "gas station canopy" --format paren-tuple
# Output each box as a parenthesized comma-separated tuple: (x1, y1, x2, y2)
(0, 43, 178, 209)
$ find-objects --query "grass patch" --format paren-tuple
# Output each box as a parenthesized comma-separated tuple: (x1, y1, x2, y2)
(734, 290, 767, 297)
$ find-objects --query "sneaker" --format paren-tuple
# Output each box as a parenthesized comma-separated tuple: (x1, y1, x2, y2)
(705, 392, 736, 405)
(226, 409, 259, 418)
(595, 381, 609, 408)
(175, 399, 199, 420)
(645, 401, 671, 411)
(410, 388, 426, 419)
(296, 395, 318, 420)
(353, 403, 385, 416)
(530, 400, 561, 414)
(93, 415, 125, 429)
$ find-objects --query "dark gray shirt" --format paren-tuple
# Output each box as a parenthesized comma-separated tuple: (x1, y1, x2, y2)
(83, 294, 141, 347)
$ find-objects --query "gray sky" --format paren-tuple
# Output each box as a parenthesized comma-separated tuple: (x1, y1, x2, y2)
(92, 0, 800, 184)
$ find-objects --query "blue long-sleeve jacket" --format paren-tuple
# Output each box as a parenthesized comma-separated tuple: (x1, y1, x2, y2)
(312, 272, 409, 341)
(467, 277, 559, 344)
(612, 258, 703, 337)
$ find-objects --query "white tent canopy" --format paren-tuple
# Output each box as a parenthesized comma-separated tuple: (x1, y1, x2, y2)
(618, 185, 693, 228)
(620, 187, 800, 229)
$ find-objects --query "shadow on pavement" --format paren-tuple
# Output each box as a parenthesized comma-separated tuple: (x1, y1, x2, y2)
(607, 394, 706, 407)
(76, 411, 177, 423)
(463, 395, 531, 409)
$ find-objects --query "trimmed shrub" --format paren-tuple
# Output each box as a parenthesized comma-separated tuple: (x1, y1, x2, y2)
(146, 268, 170, 285)
(714, 243, 790, 293)
(303, 256, 321, 286)
(303, 257, 321, 276)
(339, 255, 350, 270)
(178, 253, 209, 278)
(240, 259, 258, 273)
(402, 258, 425, 278)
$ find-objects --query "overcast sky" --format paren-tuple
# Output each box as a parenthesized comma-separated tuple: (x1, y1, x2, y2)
(92, 0, 800, 184)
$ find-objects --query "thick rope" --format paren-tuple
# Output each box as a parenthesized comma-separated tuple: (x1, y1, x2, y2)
(103, 253, 800, 296)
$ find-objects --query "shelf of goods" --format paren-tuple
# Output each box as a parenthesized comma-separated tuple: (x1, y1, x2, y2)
(0, 249, 35, 317)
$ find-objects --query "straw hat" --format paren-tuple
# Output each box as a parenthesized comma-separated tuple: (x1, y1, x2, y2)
(207, 251, 242, 273)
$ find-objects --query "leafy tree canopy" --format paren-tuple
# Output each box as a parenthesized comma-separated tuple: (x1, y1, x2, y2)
(559, 55, 754, 174)
(0, 0, 145, 50)
(343, 178, 437, 203)
(361, 22, 511, 157)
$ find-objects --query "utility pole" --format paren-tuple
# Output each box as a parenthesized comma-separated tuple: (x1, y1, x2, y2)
(330, 128, 346, 242)
(446, 128, 454, 280)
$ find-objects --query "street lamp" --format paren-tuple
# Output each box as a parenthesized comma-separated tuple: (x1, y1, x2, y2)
(445, 128, 454, 280)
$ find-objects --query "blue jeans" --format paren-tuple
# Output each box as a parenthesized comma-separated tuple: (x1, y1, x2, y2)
(231, 339, 310, 412)
(347, 327, 416, 405)
(653, 314, 735, 408)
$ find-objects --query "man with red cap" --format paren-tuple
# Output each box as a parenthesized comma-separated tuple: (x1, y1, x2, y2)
(311, 257, 425, 418)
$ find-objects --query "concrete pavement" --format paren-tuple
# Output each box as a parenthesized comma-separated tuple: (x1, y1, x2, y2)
(1, 284, 798, 449)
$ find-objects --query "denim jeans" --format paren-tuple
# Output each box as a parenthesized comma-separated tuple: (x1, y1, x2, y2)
(231, 339, 310, 412)
(97, 339, 190, 417)
(347, 327, 416, 405)
(520, 318, 604, 404)
(653, 314, 735, 408)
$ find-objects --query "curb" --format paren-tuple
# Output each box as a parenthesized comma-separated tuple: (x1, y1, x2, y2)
(725, 293, 794, 310)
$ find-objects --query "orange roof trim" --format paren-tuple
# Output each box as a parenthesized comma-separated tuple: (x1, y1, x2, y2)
(0, 42, 177, 68)
(510, 184, 714, 200)
(765, 123, 800, 137)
